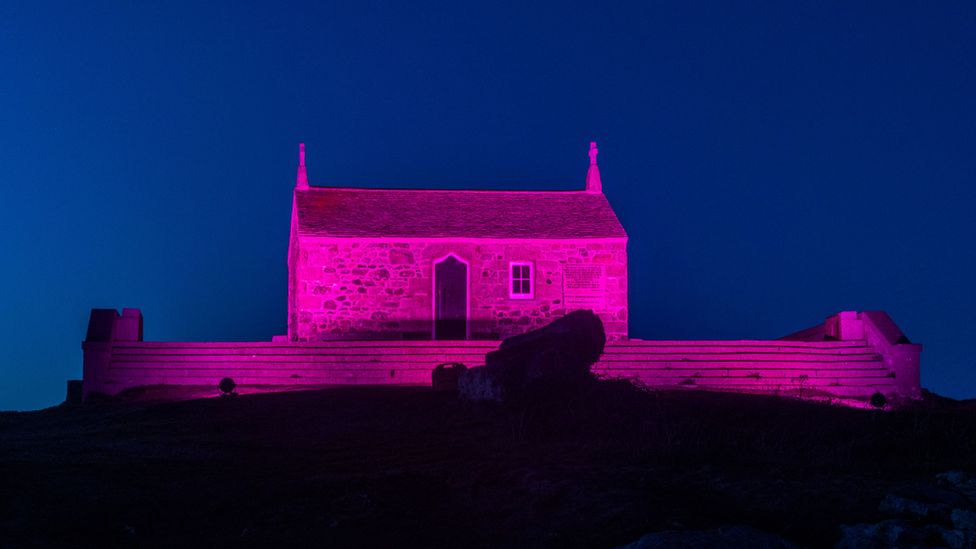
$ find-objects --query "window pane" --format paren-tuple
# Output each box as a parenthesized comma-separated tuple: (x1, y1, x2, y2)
(512, 265, 519, 278)
(513, 279, 520, 293)
(521, 265, 530, 278)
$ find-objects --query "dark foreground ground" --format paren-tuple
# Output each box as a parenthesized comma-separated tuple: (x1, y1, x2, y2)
(2, 382, 976, 549)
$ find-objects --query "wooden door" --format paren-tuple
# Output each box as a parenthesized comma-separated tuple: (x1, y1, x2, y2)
(434, 255, 467, 340)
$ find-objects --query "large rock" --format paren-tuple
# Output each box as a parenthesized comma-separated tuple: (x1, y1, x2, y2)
(938, 472, 976, 504)
(878, 494, 951, 521)
(458, 309, 605, 404)
(836, 520, 923, 549)
(952, 509, 976, 532)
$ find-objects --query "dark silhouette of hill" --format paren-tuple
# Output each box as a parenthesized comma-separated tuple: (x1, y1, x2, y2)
(2, 383, 975, 548)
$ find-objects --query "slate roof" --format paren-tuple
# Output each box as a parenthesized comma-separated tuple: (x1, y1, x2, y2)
(294, 187, 627, 239)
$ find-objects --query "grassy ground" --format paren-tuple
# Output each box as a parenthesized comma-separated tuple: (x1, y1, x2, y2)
(2, 382, 975, 548)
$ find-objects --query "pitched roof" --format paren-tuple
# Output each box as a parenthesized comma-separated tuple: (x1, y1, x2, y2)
(294, 187, 627, 239)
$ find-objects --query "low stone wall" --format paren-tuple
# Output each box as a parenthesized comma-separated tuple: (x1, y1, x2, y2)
(596, 339, 903, 398)
(82, 309, 920, 402)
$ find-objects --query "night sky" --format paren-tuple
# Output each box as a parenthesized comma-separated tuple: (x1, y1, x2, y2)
(2, 1, 974, 411)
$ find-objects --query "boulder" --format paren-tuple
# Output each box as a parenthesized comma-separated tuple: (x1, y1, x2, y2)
(836, 519, 927, 549)
(904, 482, 973, 509)
(431, 362, 467, 392)
(458, 309, 605, 404)
(941, 527, 975, 549)
(878, 494, 951, 521)
(939, 472, 976, 504)
(952, 509, 976, 532)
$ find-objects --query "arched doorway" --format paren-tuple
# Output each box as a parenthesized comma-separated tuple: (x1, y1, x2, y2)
(434, 254, 468, 340)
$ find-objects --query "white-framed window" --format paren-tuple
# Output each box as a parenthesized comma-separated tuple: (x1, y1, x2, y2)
(509, 262, 534, 299)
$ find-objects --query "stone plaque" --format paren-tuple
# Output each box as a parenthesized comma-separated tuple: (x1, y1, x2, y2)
(563, 264, 605, 307)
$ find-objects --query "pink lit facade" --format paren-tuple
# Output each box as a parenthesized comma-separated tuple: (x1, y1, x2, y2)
(286, 143, 628, 342)
(79, 144, 922, 405)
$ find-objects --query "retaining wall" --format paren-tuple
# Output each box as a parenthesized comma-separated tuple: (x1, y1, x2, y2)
(81, 309, 921, 402)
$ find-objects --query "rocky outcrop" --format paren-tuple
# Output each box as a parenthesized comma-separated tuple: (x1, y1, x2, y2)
(613, 525, 802, 549)
(457, 309, 605, 405)
(836, 472, 976, 549)
(836, 520, 929, 548)
(877, 494, 951, 521)
(939, 472, 976, 504)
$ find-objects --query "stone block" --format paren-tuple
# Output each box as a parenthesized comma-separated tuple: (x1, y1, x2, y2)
(389, 249, 415, 264)
(478, 284, 508, 298)
(408, 278, 429, 294)
(299, 295, 322, 309)
(399, 297, 430, 314)
(299, 266, 322, 281)
(536, 283, 561, 300)
(826, 311, 864, 341)
(116, 309, 143, 341)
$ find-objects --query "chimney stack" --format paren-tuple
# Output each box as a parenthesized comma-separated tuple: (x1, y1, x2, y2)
(296, 143, 309, 189)
(585, 142, 602, 194)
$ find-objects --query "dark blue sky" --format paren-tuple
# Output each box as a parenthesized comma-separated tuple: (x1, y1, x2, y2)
(2, 1, 974, 410)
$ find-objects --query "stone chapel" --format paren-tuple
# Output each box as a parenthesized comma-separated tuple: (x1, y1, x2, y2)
(287, 143, 628, 342)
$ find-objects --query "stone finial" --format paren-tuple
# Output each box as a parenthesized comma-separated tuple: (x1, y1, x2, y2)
(296, 143, 309, 189)
(585, 142, 602, 194)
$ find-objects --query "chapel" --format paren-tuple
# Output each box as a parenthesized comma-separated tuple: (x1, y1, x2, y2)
(287, 143, 629, 342)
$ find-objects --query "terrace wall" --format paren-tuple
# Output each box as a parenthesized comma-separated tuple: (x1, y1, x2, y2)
(82, 310, 920, 402)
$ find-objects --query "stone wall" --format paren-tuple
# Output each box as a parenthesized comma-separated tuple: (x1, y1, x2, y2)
(288, 239, 628, 341)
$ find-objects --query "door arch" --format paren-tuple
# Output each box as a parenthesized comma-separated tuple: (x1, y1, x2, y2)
(433, 254, 468, 340)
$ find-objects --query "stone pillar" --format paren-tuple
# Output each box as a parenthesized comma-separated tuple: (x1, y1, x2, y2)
(825, 311, 864, 340)
(116, 308, 143, 341)
(65, 380, 83, 405)
(81, 309, 119, 401)
(859, 311, 922, 399)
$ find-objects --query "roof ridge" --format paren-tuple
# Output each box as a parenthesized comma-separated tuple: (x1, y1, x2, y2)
(294, 186, 626, 239)
(300, 186, 590, 194)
